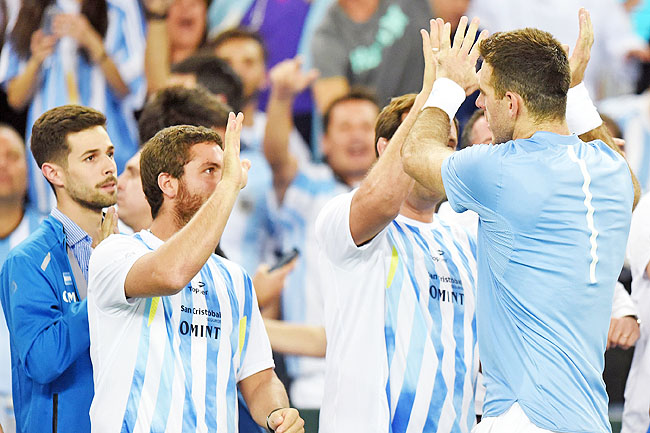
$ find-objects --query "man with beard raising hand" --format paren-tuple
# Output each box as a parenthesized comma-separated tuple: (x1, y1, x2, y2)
(87, 115, 304, 433)
(0, 105, 119, 433)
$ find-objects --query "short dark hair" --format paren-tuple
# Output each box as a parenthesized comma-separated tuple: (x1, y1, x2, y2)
(140, 125, 222, 218)
(323, 87, 379, 133)
(460, 108, 485, 149)
(171, 53, 244, 111)
(31, 105, 106, 168)
(139, 85, 231, 145)
(479, 28, 570, 122)
(206, 28, 267, 62)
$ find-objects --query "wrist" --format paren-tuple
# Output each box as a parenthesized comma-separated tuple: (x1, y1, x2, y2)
(566, 82, 602, 135)
(421, 78, 466, 121)
(266, 408, 284, 432)
(145, 9, 168, 21)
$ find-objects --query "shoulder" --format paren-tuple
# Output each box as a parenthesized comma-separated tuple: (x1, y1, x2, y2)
(6, 217, 62, 263)
(92, 233, 146, 260)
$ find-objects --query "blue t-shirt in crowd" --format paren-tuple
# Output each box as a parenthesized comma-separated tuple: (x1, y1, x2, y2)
(441, 131, 634, 433)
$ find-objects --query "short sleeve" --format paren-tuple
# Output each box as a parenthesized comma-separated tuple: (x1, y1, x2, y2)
(310, 12, 349, 79)
(314, 190, 386, 270)
(441, 143, 503, 216)
(88, 234, 149, 312)
(237, 272, 274, 382)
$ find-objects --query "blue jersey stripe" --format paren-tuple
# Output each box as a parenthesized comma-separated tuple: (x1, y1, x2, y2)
(149, 297, 177, 432)
(121, 296, 154, 432)
(180, 281, 197, 433)
(201, 264, 221, 432)
(239, 271, 254, 368)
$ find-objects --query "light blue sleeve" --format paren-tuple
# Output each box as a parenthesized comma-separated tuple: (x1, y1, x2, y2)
(440, 143, 504, 217)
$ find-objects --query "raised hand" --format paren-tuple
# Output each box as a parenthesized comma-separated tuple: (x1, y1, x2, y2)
(143, 0, 174, 15)
(269, 56, 319, 101)
(52, 13, 105, 61)
(431, 16, 488, 95)
(222, 112, 250, 190)
(30, 29, 57, 64)
(566, 8, 594, 88)
(93, 206, 119, 247)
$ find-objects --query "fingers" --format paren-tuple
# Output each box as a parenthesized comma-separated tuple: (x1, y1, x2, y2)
(272, 409, 304, 433)
(452, 16, 468, 52)
(460, 17, 480, 55)
(468, 29, 489, 66)
(429, 18, 439, 52)
(440, 20, 451, 51)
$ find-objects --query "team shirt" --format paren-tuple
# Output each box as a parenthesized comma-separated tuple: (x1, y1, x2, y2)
(600, 91, 650, 194)
(315, 191, 478, 433)
(441, 132, 634, 432)
(0, 206, 44, 396)
(271, 161, 349, 408)
(0, 0, 146, 213)
(87, 230, 273, 433)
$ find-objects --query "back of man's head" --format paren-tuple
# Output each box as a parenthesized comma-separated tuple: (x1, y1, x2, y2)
(140, 125, 222, 219)
(139, 86, 230, 145)
(479, 28, 570, 122)
(31, 105, 106, 168)
(171, 53, 244, 111)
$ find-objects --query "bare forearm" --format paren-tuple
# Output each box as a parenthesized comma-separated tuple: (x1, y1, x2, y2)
(98, 55, 129, 97)
(312, 76, 348, 114)
(125, 180, 240, 297)
(144, 19, 170, 95)
(402, 107, 454, 194)
(350, 95, 425, 245)
(7, 58, 42, 109)
(240, 369, 290, 427)
(264, 319, 326, 357)
(263, 90, 297, 201)
(580, 124, 641, 208)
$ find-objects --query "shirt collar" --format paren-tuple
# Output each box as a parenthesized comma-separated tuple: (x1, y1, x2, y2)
(50, 208, 92, 248)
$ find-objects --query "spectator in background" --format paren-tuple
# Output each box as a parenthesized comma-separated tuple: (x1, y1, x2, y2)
(468, 0, 650, 99)
(143, 0, 211, 95)
(0, 105, 118, 433)
(169, 53, 244, 111)
(207, 0, 335, 147)
(0, 0, 146, 214)
(264, 56, 378, 418)
(621, 194, 650, 433)
(0, 124, 45, 433)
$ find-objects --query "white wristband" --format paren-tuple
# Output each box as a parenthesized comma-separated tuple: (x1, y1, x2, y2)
(566, 82, 602, 135)
(422, 78, 466, 121)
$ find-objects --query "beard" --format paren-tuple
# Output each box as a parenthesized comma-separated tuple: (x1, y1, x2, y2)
(173, 179, 208, 227)
(67, 175, 117, 211)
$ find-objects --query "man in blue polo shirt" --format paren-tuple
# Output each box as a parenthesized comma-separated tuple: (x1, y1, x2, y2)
(402, 12, 640, 433)
(0, 105, 118, 433)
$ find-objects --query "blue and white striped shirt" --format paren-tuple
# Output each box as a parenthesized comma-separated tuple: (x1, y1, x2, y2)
(87, 230, 274, 433)
(0, 0, 146, 214)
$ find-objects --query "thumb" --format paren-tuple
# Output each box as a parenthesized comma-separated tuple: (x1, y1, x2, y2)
(268, 410, 285, 431)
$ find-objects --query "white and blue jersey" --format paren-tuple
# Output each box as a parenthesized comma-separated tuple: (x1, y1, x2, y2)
(315, 191, 478, 433)
(441, 131, 634, 433)
(271, 162, 349, 408)
(87, 230, 274, 433)
(0, 0, 146, 214)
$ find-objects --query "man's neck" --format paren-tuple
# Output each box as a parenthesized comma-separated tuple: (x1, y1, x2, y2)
(56, 197, 103, 242)
(148, 210, 180, 242)
(0, 200, 25, 238)
(514, 118, 571, 140)
(399, 196, 438, 224)
(339, 0, 380, 22)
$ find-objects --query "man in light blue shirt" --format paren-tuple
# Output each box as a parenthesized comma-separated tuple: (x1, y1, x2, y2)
(402, 12, 641, 433)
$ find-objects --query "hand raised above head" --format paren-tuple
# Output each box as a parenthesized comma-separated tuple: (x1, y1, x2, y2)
(222, 112, 250, 190)
(566, 8, 594, 88)
(269, 56, 319, 101)
(427, 16, 488, 95)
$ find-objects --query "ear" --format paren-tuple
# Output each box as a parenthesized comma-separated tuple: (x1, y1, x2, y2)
(504, 91, 521, 119)
(376, 137, 389, 157)
(158, 173, 179, 200)
(41, 162, 65, 188)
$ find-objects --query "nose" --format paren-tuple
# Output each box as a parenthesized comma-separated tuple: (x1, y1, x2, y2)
(476, 93, 485, 109)
(104, 156, 117, 177)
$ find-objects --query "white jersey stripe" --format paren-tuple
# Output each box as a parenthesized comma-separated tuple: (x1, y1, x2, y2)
(567, 146, 599, 283)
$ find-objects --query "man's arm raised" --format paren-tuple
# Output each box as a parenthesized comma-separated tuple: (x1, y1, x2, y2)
(123, 113, 250, 298)
(566, 8, 641, 208)
(401, 17, 487, 196)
